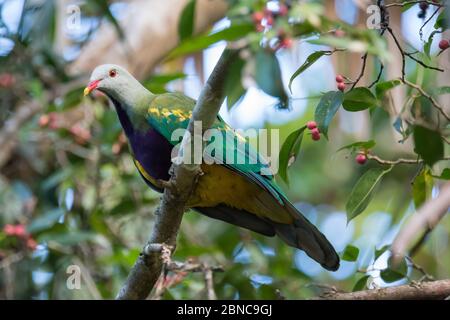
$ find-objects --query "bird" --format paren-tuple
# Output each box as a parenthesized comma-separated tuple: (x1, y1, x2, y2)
(84, 64, 340, 271)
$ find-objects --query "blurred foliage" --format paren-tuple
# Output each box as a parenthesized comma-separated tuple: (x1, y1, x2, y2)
(0, 0, 449, 300)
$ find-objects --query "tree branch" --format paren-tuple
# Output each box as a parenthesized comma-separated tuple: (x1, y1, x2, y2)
(391, 182, 450, 264)
(116, 49, 237, 300)
(367, 154, 450, 165)
(318, 279, 450, 300)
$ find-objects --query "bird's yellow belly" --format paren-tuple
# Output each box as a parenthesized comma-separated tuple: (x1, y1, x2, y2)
(134, 159, 292, 224)
(188, 164, 292, 224)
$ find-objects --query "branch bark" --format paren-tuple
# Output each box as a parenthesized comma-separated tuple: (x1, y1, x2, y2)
(69, 0, 228, 79)
(318, 279, 450, 300)
(116, 49, 237, 300)
(391, 182, 450, 263)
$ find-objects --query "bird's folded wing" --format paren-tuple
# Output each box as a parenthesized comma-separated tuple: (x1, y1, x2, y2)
(145, 92, 285, 205)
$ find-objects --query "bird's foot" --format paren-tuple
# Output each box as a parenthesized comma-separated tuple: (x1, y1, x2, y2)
(157, 179, 175, 190)
(143, 242, 174, 261)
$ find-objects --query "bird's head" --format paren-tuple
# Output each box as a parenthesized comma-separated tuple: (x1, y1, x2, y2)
(84, 64, 152, 110)
(84, 64, 131, 97)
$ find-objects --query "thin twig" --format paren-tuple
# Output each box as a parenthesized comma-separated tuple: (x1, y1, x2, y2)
(368, 62, 384, 88)
(367, 154, 450, 165)
(351, 53, 368, 89)
(419, 7, 441, 41)
(401, 79, 450, 121)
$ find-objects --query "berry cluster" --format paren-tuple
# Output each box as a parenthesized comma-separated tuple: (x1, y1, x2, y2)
(39, 113, 91, 145)
(252, 3, 293, 51)
(3, 224, 38, 251)
(336, 74, 346, 92)
(418, 1, 430, 18)
(306, 121, 320, 141)
(0, 73, 15, 88)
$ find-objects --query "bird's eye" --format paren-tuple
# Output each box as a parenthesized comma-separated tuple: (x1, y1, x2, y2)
(109, 69, 117, 78)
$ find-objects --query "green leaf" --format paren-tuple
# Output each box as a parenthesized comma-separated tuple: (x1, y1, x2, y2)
(375, 80, 401, 99)
(432, 86, 450, 95)
(255, 50, 288, 108)
(381, 256, 407, 283)
(341, 244, 360, 262)
(353, 275, 370, 292)
(59, 87, 85, 110)
(424, 30, 441, 58)
(288, 51, 327, 93)
(412, 168, 433, 209)
(314, 91, 344, 138)
(380, 268, 405, 283)
(434, 11, 448, 29)
(168, 23, 254, 59)
(178, 0, 196, 41)
(89, 0, 125, 39)
(346, 166, 393, 222)
(374, 245, 390, 261)
(278, 126, 307, 183)
(38, 231, 96, 246)
(224, 56, 246, 110)
(343, 87, 378, 112)
(27, 208, 64, 233)
(143, 72, 187, 94)
(413, 126, 443, 167)
(433, 168, 450, 180)
(337, 140, 376, 153)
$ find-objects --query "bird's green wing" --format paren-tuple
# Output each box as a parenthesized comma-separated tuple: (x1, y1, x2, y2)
(145, 92, 285, 204)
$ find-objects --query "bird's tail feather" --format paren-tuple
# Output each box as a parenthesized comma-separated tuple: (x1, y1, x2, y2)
(273, 201, 340, 271)
(194, 202, 339, 271)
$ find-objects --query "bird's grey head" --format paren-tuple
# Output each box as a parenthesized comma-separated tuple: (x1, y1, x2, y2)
(84, 64, 151, 108)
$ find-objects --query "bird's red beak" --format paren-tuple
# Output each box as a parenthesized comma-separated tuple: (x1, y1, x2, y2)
(84, 79, 101, 96)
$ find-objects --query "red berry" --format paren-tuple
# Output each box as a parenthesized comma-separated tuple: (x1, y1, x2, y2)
(266, 15, 274, 26)
(336, 75, 344, 83)
(39, 114, 50, 127)
(439, 39, 450, 50)
(355, 154, 367, 165)
(307, 121, 317, 130)
(0, 73, 15, 88)
(338, 82, 346, 91)
(26, 238, 37, 251)
(252, 11, 264, 24)
(3, 224, 16, 236)
(14, 224, 27, 238)
(279, 4, 288, 16)
(419, 2, 429, 10)
(281, 38, 293, 49)
(334, 29, 345, 38)
(311, 132, 321, 141)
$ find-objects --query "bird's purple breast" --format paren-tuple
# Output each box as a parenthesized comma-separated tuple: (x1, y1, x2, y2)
(130, 128, 173, 181)
(110, 97, 173, 182)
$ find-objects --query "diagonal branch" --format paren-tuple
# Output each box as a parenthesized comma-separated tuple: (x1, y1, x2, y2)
(116, 49, 238, 300)
(391, 182, 450, 264)
(318, 279, 450, 300)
